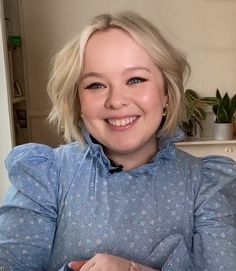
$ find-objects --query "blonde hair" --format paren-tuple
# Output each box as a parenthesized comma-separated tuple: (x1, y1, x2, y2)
(47, 11, 190, 143)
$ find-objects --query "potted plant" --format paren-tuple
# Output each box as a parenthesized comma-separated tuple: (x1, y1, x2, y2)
(182, 89, 218, 137)
(213, 89, 236, 140)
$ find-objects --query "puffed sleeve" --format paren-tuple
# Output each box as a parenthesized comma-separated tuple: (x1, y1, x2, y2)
(0, 143, 60, 270)
(193, 156, 236, 270)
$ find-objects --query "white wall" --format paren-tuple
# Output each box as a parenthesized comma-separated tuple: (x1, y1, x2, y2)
(0, 0, 13, 203)
(19, 0, 236, 144)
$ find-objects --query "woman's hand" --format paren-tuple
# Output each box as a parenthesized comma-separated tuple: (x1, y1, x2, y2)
(68, 253, 160, 271)
(68, 260, 87, 270)
(69, 253, 130, 271)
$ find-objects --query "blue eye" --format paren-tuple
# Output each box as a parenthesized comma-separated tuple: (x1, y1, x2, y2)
(127, 77, 148, 85)
(85, 82, 106, 89)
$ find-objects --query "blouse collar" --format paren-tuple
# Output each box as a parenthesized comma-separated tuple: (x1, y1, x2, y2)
(82, 128, 185, 175)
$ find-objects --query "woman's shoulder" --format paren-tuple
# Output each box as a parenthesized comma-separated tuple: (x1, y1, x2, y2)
(5, 141, 88, 168)
(175, 148, 236, 176)
(5, 141, 89, 188)
(175, 149, 236, 200)
(4, 142, 90, 210)
(5, 143, 57, 173)
(199, 154, 236, 191)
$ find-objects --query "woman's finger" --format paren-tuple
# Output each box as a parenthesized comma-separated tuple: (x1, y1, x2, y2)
(68, 260, 88, 271)
(78, 259, 96, 271)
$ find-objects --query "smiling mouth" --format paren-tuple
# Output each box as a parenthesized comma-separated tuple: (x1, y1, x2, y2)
(106, 116, 138, 127)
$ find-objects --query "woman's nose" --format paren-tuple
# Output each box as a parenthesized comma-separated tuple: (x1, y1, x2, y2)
(105, 86, 129, 109)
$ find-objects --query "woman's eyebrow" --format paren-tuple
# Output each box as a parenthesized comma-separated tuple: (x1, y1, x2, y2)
(80, 72, 104, 81)
(80, 66, 151, 82)
(123, 66, 151, 74)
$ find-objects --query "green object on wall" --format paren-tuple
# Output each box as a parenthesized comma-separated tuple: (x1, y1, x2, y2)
(8, 35, 22, 47)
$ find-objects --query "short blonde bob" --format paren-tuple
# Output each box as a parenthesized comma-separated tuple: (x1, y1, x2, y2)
(47, 11, 190, 143)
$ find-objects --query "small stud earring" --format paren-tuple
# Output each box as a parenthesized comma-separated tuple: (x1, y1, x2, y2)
(163, 103, 169, 116)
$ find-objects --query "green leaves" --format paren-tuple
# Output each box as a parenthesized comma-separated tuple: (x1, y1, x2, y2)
(229, 94, 236, 121)
(183, 89, 218, 135)
(184, 89, 199, 102)
(194, 107, 207, 120)
(213, 89, 236, 123)
(217, 104, 228, 123)
(200, 97, 220, 105)
(183, 88, 236, 136)
(216, 88, 222, 100)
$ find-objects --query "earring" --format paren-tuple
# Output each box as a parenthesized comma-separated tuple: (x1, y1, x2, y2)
(163, 103, 169, 116)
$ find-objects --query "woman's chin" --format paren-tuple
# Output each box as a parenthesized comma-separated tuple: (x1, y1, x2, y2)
(105, 142, 143, 156)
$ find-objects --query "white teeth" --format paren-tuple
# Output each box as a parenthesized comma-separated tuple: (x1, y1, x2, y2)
(107, 117, 137, 127)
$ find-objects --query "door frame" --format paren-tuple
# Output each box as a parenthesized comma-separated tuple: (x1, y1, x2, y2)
(0, 0, 14, 203)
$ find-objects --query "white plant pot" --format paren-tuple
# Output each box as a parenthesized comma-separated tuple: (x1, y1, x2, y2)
(214, 123, 233, 140)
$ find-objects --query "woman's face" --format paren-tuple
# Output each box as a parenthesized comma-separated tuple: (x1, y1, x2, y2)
(78, 28, 167, 157)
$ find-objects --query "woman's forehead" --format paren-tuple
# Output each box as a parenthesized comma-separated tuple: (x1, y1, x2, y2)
(82, 28, 157, 73)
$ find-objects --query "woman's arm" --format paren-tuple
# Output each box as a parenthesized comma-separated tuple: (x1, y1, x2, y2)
(0, 187, 57, 269)
(0, 143, 59, 270)
(193, 156, 236, 270)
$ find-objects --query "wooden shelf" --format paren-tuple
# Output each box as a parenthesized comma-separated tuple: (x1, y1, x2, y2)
(4, 0, 30, 146)
(12, 96, 26, 104)
(176, 137, 236, 146)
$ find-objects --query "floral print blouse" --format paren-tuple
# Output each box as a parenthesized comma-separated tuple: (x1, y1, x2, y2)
(0, 131, 236, 270)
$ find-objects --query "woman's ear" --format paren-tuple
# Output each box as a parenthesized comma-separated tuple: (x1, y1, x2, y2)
(163, 94, 169, 109)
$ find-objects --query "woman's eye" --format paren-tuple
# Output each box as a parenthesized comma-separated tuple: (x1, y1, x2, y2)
(127, 77, 148, 85)
(85, 82, 106, 89)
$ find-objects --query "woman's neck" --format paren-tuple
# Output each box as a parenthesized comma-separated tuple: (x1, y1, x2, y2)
(105, 139, 159, 171)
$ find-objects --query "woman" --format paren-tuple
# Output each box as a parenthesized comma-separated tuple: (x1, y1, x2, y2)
(0, 11, 235, 271)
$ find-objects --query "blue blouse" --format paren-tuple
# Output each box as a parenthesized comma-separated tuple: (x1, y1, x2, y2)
(0, 132, 236, 271)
